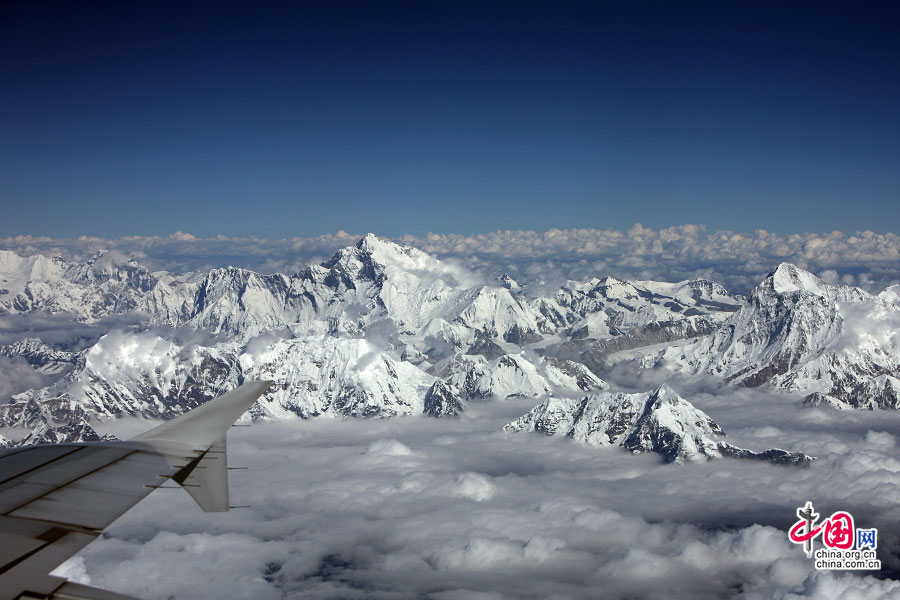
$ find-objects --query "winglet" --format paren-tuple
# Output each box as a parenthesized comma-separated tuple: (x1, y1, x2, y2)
(133, 380, 272, 447)
(172, 438, 232, 512)
(133, 380, 272, 512)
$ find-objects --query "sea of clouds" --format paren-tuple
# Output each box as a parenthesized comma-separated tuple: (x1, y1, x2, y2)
(3, 224, 900, 294)
(55, 376, 900, 600)
(5, 226, 898, 598)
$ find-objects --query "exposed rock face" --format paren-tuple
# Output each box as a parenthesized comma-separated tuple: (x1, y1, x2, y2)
(0, 395, 106, 445)
(423, 380, 465, 418)
(0, 338, 79, 375)
(717, 444, 814, 466)
(465, 328, 506, 361)
(0, 250, 160, 320)
(20, 420, 109, 446)
(804, 375, 900, 410)
(646, 263, 900, 409)
(553, 276, 741, 336)
(505, 384, 813, 465)
(1, 238, 896, 448)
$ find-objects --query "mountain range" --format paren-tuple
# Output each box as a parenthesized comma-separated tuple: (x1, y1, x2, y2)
(1, 235, 896, 461)
(504, 384, 812, 464)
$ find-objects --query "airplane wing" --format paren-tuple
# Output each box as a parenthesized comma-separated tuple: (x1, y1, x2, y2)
(0, 380, 272, 600)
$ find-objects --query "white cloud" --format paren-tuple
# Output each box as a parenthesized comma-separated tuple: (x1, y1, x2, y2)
(5, 224, 897, 597)
(64, 387, 900, 599)
(0, 356, 56, 401)
(3, 225, 899, 293)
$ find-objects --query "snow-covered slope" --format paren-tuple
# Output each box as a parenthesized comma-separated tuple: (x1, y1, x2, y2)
(645, 263, 900, 408)
(880, 284, 900, 305)
(2, 239, 897, 447)
(4, 329, 601, 437)
(505, 384, 812, 464)
(0, 250, 161, 320)
(0, 338, 79, 374)
(240, 336, 435, 418)
(433, 352, 605, 402)
(0, 236, 743, 350)
(553, 276, 741, 337)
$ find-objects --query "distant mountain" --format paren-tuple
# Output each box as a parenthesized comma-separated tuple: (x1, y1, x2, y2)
(0, 235, 744, 349)
(0, 338, 79, 375)
(646, 263, 900, 409)
(505, 384, 812, 465)
(554, 276, 741, 335)
(0, 250, 159, 320)
(1, 237, 897, 447)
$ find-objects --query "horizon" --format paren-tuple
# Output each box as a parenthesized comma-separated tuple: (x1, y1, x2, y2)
(4, 3, 900, 598)
(2, 225, 899, 296)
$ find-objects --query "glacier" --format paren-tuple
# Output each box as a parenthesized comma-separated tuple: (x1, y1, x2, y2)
(1, 234, 898, 456)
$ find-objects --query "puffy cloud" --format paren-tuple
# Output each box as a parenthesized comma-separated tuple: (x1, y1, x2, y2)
(0, 356, 55, 401)
(4, 225, 899, 596)
(0, 231, 363, 276)
(62, 387, 900, 599)
(0, 312, 145, 350)
(3, 225, 899, 293)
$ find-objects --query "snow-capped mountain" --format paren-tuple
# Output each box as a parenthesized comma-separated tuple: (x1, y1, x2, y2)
(881, 284, 900, 305)
(505, 384, 812, 465)
(241, 336, 436, 418)
(554, 276, 741, 336)
(10, 331, 604, 428)
(431, 352, 605, 402)
(0, 338, 78, 374)
(0, 393, 108, 448)
(2, 237, 898, 447)
(0, 250, 159, 320)
(0, 235, 743, 350)
(644, 263, 900, 408)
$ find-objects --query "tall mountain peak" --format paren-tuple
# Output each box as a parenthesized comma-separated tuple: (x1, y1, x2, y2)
(505, 386, 812, 465)
(355, 232, 386, 250)
(338, 234, 423, 267)
(766, 263, 828, 295)
(879, 284, 900, 305)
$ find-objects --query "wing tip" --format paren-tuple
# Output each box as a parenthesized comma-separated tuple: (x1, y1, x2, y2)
(133, 380, 273, 445)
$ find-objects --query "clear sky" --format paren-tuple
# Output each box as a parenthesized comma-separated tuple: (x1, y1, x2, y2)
(2, 1, 898, 238)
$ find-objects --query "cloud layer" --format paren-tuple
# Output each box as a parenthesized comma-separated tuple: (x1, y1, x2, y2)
(6, 225, 898, 597)
(3, 225, 900, 293)
(62, 385, 900, 599)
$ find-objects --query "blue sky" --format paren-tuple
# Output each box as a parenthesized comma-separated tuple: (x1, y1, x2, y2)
(2, 1, 898, 238)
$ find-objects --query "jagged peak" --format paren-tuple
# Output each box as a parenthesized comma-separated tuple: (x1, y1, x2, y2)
(323, 233, 466, 286)
(83, 250, 142, 270)
(686, 278, 729, 295)
(84, 249, 110, 264)
(4, 337, 49, 351)
(497, 273, 521, 290)
(355, 232, 392, 250)
(0, 248, 25, 265)
(764, 263, 828, 295)
(597, 275, 629, 286)
(0, 250, 66, 274)
(649, 383, 678, 401)
(333, 233, 421, 264)
(206, 264, 260, 277)
(352, 233, 424, 261)
(879, 284, 900, 305)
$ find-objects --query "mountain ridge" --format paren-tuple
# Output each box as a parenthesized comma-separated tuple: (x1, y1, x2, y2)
(1, 238, 896, 453)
